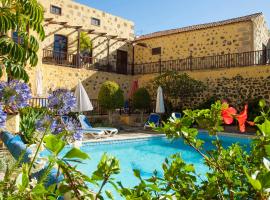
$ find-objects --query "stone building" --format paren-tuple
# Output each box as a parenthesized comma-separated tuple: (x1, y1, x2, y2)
(39, 0, 134, 74)
(19, 1, 270, 108)
(134, 13, 269, 64)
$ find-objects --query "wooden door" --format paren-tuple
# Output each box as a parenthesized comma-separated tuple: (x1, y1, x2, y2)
(116, 50, 128, 74)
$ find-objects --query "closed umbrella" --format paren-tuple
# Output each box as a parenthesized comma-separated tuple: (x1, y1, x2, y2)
(155, 86, 165, 114)
(36, 68, 43, 97)
(128, 80, 139, 99)
(72, 80, 93, 112)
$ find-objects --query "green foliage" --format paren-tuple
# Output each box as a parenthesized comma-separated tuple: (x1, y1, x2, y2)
(98, 81, 124, 110)
(2, 99, 270, 199)
(196, 96, 219, 109)
(0, 0, 45, 81)
(19, 107, 47, 144)
(149, 71, 205, 100)
(80, 32, 92, 53)
(132, 87, 151, 111)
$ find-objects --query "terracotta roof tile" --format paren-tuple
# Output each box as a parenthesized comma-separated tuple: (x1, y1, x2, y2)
(136, 12, 262, 41)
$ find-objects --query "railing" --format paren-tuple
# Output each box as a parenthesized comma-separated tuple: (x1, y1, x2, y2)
(133, 49, 270, 74)
(42, 49, 118, 73)
(29, 98, 155, 115)
(29, 98, 48, 107)
(42, 49, 94, 68)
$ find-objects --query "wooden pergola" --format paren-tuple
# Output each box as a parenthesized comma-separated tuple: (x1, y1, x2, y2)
(43, 18, 130, 68)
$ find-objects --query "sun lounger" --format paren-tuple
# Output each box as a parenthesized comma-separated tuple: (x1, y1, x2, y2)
(144, 113, 160, 129)
(78, 115, 118, 137)
(61, 116, 106, 139)
(172, 112, 182, 119)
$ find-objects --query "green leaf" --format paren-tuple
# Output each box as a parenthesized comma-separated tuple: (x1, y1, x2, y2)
(259, 99, 266, 108)
(63, 148, 89, 160)
(105, 190, 114, 200)
(248, 177, 262, 191)
(44, 134, 65, 155)
(265, 145, 270, 156)
(257, 119, 270, 136)
(133, 169, 141, 179)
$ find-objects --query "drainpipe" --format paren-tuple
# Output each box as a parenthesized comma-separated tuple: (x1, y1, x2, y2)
(107, 38, 110, 71)
(132, 44, 135, 75)
(77, 29, 81, 68)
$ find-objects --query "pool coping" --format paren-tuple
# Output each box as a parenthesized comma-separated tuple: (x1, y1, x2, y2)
(81, 129, 255, 145)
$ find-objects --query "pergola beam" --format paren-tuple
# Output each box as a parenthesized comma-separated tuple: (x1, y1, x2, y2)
(45, 24, 67, 38)
(43, 19, 128, 41)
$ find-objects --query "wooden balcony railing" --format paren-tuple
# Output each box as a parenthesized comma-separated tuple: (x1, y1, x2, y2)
(42, 49, 94, 68)
(42, 49, 118, 73)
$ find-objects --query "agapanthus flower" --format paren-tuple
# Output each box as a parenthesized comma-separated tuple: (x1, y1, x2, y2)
(36, 115, 82, 140)
(0, 80, 31, 112)
(0, 104, 7, 128)
(73, 131, 83, 141)
(48, 89, 76, 115)
(36, 115, 59, 133)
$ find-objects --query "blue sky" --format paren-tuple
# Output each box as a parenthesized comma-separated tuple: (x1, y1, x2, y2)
(75, 0, 270, 36)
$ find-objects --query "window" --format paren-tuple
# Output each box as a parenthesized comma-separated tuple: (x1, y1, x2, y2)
(53, 34, 68, 59)
(50, 5, 61, 15)
(91, 17, 101, 26)
(152, 47, 161, 55)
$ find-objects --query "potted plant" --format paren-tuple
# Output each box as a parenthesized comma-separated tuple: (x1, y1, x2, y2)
(0, 80, 31, 133)
(98, 81, 124, 124)
(132, 88, 151, 124)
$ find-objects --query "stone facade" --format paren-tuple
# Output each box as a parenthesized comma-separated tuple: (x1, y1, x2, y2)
(252, 14, 270, 50)
(134, 13, 269, 64)
(39, 0, 134, 71)
(9, 7, 269, 111)
(135, 65, 270, 109)
(27, 64, 133, 99)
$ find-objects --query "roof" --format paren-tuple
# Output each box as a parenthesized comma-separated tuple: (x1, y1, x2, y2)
(136, 12, 263, 41)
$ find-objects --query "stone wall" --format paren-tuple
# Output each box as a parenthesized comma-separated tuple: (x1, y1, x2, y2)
(27, 64, 133, 99)
(252, 14, 270, 50)
(135, 65, 270, 109)
(39, 0, 134, 69)
(134, 21, 254, 64)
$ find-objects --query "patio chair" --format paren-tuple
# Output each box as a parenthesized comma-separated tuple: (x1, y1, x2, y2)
(172, 112, 182, 119)
(78, 115, 118, 137)
(61, 116, 106, 139)
(144, 113, 161, 129)
(0, 131, 63, 187)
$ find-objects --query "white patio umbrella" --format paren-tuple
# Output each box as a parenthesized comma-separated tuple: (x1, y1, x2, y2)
(35, 68, 43, 97)
(155, 86, 165, 114)
(72, 80, 93, 112)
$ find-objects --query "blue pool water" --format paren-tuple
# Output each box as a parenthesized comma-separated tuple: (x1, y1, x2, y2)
(62, 133, 251, 199)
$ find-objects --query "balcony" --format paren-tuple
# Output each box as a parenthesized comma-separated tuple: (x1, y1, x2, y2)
(133, 49, 270, 74)
(42, 49, 117, 73)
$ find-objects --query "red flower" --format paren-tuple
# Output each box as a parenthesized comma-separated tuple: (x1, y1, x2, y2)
(221, 104, 254, 133)
(222, 106, 237, 125)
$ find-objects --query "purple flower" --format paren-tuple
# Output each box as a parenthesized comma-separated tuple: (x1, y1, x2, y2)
(73, 131, 83, 141)
(36, 115, 55, 132)
(36, 115, 82, 140)
(0, 80, 31, 112)
(0, 105, 7, 128)
(48, 89, 76, 115)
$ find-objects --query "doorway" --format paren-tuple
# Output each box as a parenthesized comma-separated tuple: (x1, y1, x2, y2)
(116, 50, 128, 74)
(53, 34, 68, 60)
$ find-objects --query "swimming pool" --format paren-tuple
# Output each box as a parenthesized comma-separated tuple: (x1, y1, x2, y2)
(65, 133, 251, 199)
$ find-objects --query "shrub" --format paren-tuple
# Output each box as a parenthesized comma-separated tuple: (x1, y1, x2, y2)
(98, 81, 124, 123)
(19, 107, 47, 144)
(132, 88, 151, 123)
(148, 71, 206, 110)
